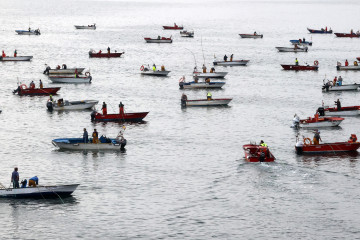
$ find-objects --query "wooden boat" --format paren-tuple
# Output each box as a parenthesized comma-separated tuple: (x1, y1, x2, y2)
(319, 106, 360, 116)
(144, 37, 172, 43)
(239, 33, 263, 38)
(15, 29, 40, 35)
(0, 56, 33, 61)
(290, 40, 312, 46)
(336, 65, 360, 70)
(181, 97, 232, 107)
(179, 80, 225, 89)
(52, 136, 126, 151)
(44, 67, 86, 75)
(193, 71, 228, 78)
(180, 30, 194, 37)
(243, 144, 276, 162)
(163, 24, 183, 30)
(281, 64, 318, 70)
(295, 135, 360, 154)
(47, 100, 98, 111)
(276, 47, 308, 52)
(48, 75, 92, 83)
(334, 32, 360, 38)
(213, 59, 249, 66)
(307, 28, 333, 34)
(74, 24, 96, 30)
(13, 84, 60, 96)
(296, 116, 344, 128)
(89, 51, 124, 58)
(0, 184, 79, 198)
(322, 83, 360, 91)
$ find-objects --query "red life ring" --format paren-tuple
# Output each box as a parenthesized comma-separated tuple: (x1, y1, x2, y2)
(20, 84, 27, 90)
(314, 60, 319, 66)
(140, 65, 144, 71)
(85, 72, 90, 77)
(303, 138, 312, 145)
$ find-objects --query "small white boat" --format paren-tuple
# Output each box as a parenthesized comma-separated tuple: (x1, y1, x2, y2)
(276, 47, 308, 52)
(182, 98, 232, 107)
(74, 24, 96, 30)
(48, 75, 92, 83)
(213, 59, 249, 66)
(239, 34, 263, 38)
(52, 136, 127, 151)
(193, 71, 228, 78)
(336, 65, 360, 71)
(179, 79, 225, 89)
(180, 30, 194, 37)
(144, 37, 172, 43)
(141, 70, 170, 76)
(0, 184, 79, 198)
(322, 82, 360, 91)
(47, 100, 98, 111)
(15, 29, 40, 35)
(0, 56, 33, 61)
(44, 67, 86, 75)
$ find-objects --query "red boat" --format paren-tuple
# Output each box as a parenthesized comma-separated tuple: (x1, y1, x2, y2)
(334, 32, 360, 38)
(163, 24, 183, 30)
(281, 64, 318, 71)
(91, 102, 148, 122)
(295, 134, 360, 154)
(243, 144, 276, 162)
(13, 84, 60, 96)
(89, 51, 124, 58)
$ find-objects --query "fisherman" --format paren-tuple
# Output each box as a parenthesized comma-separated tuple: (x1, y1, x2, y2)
(333, 76, 337, 86)
(29, 81, 35, 89)
(14, 49, 17, 57)
(335, 99, 341, 111)
(325, 26, 327, 32)
(337, 76, 343, 86)
(230, 54, 233, 62)
(202, 64, 207, 73)
(107, 46, 110, 54)
(351, 29, 353, 34)
(295, 58, 299, 66)
(223, 55, 228, 62)
(254, 31, 257, 35)
(260, 140, 267, 147)
(83, 128, 88, 143)
(62, 64, 67, 69)
(157, 36, 161, 40)
(313, 130, 322, 145)
(56, 65, 61, 69)
(207, 92, 212, 101)
(39, 79, 43, 89)
(161, 65, 165, 71)
(303, 37, 305, 42)
(98, 50, 102, 54)
(355, 61, 359, 66)
(11, 167, 20, 188)
(92, 129, 99, 143)
(74, 68, 78, 77)
(294, 44, 298, 49)
(2, 50, 6, 57)
(152, 64, 156, 72)
(205, 77, 210, 83)
(194, 75, 199, 83)
(119, 102, 124, 114)
(28, 27, 31, 32)
(49, 95, 53, 102)
(102, 102, 107, 115)
(28, 176, 39, 187)
(194, 66, 198, 72)
(345, 59, 349, 66)
(210, 67, 215, 73)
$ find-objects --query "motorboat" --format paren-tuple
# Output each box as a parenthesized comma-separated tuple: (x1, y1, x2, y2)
(144, 37, 172, 43)
(52, 134, 127, 151)
(140, 65, 170, 76)
(179, 77, 225, 89)
(239, 33, 263, 38)
(163, 24, 183, 30)
(0, 184, 79, 198)
(44, 66, 86, 75)
(334, 32, 360, 38)
(89, 50, 124, 58)
(180, 30, 194, 37)
(307, 28, 333, 34)
(243, 144, 276, 162)
(91, 103, 148, 122)
(292, 114, 344, 128)
(74, 24, 96, 30)
(336, 65, 360, 71)
(295, 134, 360, 154)
(15, 29, 40, 35)
(290, 40, 313, 46)
(13, 84, 60, 96)
(318, 106, 360, 116)
(193, 71, 228, 78)
(0, 56, 33, 61)
(276, 46, 308, 52)
(181, 94, 232, 107)
(322, 81, 360, 91)
(213, 59, 249, 66)
(281, 64, 318, 71)
(48, 75, 92, 83)
(47, 99, 98, 111)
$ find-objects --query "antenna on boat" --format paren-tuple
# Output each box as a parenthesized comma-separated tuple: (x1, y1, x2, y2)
(201, 36, 205, 65)
(185, 48, 197, 67)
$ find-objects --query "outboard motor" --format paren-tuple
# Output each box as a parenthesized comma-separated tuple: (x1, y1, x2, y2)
(295, 139, 304, 154)
(46, 101, 53, 111)
(259, 152, 265, 162)
(90, 111, 97, 121)
(179, 82, 184, 89)
(89, 76, 92, 82)
(181, 94, 187, 108)
(13, 86, 20, 94)
(317, 107, 325, 116)
(120, 138, 127, 151)
(43, 66, 51, 75)
(292, 115, 300, 129)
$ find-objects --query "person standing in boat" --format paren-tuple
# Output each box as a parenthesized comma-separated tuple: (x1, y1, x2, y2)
(295, 58, 299, 66)
(345, 59, 349, 66)
(29, 81, 35, 89)
(75, 68, 79, 78)
(11, 167, 19, 188)
(230, 54, 233, 62)
(152, 64, 156, 72)
(49, 95, 53, 102)
(254, 31, 257, 35)
(223, 55, 228, 62)
(333, 76, 337, 86)
(14, 49, 17, 57)
(313, 130, 322, 145)
(207, 92, 212, 101)
(92, 129, 99, 143)
(39, 79, 43, 89)
(119, 102, 124, 114)
(337, 76, 343, 86)
(2, 50, 6, 57)
(83, 128, 89, 143)
(28, 176, 38, 187)
(107, 47, 110, 54)
(335, 99, 341, 111)
(260, 140, 267, 147)
(202, 64, 207, 73)
(102, 102, 107, 115)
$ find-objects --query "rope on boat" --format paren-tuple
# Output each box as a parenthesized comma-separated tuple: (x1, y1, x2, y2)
(44, 186, 65, 204)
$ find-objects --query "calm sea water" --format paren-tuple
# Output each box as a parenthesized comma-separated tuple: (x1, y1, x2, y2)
(1, 0, 360, 239)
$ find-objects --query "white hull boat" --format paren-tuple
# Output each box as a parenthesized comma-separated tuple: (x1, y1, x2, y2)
(52, 137, 126, 151)
(47, 100, 98, 111)
(144, 38, 172, 43)
(337, 65, 360, 71)
(0, 184, 79, 198)
(239, 34, 263, 38)
(0, 56, 33, 61)
(182, 98, 232, 107)
(49, 76, 92, 83)
(179, 81, 225, 89)
(15, 30, 41, 35)
(180, 30, 194, 37)
(74, 24, 96, 30)
(193, 72, 228, 78)
(213, 60, 249, 66)
(141, 70, 170, 76)
(300, 120, 343, 128)
(322, 84, 360, 91)
(47, 68, 86, 75)
(276, 47, 308, 52)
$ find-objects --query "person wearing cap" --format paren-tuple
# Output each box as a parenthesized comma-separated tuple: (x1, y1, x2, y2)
(83, 128, 88, 143)
(11, 167, 19, 188)
(92, 129, 99, 143)
(28, 176, 39, 187)
(313, 130, 322, 145)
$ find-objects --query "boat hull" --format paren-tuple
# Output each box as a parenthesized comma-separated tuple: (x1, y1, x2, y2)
(243, 144, 275, 162)
(47, 68, 85, 75)
(0, 184, 79, 198)
(180, 31, 194, 37)
(179, 81, 225, 89)
(49, 76, 92, 83)
(183, 98, 232, 107)
(290, 40, 312, 46)
(53, 138, 126, 150)
(307, 28, 333, 34)
(213, 60, 249, 66)
(296, 142, 360, 154)
(74, 25, 96, 30)
(334, 33, 360, 38)
(337, 65, 360, 70)
(48, 100, 98, 110)
(276, 47, 308, 52)
(324, 106, 360, 116)
(140, 71, 170, 76)
(89, 52, 124, 58)
(92, 112, 149, 122)
(193, 72, 228, 78)
(0, 56, 33, 61)
(163, 26, 183, 30)
(239, 34, 263, 38)
(299, 120, 343, 128)
(281, 64, 318, 70)
(144, 38, 172, 43)
(15, 30, 40, 35)
(322, 84, 360, 91)
(15, 87, 61, 96)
